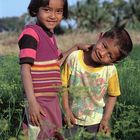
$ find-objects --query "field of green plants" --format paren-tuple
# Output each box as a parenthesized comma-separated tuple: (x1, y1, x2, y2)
(0, 34, 140, 139)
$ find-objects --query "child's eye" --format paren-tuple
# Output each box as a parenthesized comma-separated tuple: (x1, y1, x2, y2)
(56, 9, 63, 14)
(108, 53, 112, 59)
(43, 8, 51, 12)
(104, 45, 107, 49)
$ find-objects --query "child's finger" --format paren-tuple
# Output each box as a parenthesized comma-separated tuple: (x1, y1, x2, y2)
(70, 116, 76, 124)
(40, 108, 47, 117)
(35, 112, 44, 126)
(85, 44, 91, 51)
(31, 115, 40, 126)
(104, 127, 110, 134)
(64, 117, 73, 128)
(67, 119, 73, 128)
(98, 123, 103, 132)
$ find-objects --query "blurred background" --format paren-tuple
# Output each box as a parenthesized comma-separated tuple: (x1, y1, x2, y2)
(0, 0, 140, 140)
(1, 0, 140, 32)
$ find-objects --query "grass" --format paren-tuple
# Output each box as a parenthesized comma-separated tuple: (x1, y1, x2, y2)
(0, 31, 140, 139)
(0, 55, 23, 139)
(117, 46, 140, 106)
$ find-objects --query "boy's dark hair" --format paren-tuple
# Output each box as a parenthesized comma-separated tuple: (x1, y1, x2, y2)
(103, 27, 133, 61)
(28, 0, 68, 19)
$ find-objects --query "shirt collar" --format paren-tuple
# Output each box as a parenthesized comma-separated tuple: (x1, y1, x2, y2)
(36, 21, 53, 37)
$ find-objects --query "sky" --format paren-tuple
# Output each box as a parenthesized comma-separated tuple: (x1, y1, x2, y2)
(0, 0, 77, 18)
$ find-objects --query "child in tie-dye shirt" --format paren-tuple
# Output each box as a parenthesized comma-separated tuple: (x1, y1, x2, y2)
(61, 27, 133, 139)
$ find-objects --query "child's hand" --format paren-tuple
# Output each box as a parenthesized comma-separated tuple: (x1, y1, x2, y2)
(64, 109, 76, 128)
(28, 101, 46, 127)
(74, 43, 92, 51)
(98, 119, 110, 135)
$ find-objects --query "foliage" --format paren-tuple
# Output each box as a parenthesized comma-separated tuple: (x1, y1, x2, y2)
(117, 46, 140, 106)
(0, 46, 140, 139)
(68, 0, 140, 30)
(0, 16, 25, 32)
(0, 55, 23, 139)
(69, 0, 110, 31)
(111, 46, 140, 139)
(1, 0, 140, 32)
(111, 103, 140, 140)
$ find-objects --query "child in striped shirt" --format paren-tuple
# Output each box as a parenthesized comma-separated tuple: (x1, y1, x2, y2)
(18, 0, 88, 139)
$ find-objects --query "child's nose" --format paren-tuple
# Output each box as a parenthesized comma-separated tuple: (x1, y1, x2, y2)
(100, 50, 107, 58)
(50, 11, 56, 18)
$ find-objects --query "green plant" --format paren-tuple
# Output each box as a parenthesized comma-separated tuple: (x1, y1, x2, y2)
(0, 55, 23, 139)
(0, 46, 140, 139)
(111, 103, 140, 140)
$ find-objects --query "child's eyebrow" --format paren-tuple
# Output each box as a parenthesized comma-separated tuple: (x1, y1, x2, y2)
(43, 6, 64, 11)
(103, 41, 108, 48)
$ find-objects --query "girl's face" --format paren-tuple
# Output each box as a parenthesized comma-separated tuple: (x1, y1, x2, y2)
(37, 0, 64, 30)
(91, 37, 121, 65)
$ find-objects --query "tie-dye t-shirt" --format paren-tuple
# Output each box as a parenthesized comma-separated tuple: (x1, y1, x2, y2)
(61, 50, 121, 126)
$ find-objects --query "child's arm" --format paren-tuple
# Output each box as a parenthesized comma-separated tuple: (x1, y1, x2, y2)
(21, 64, 46, 126)
(99, 95, 117, 134)
(62, 90, 76, 128)
(59, 44, 91, 66)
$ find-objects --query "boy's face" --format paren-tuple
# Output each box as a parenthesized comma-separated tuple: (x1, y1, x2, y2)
(91, 37, 121, 65)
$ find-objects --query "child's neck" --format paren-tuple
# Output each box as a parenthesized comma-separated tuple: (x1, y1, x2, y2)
(83, 48, 102, 68)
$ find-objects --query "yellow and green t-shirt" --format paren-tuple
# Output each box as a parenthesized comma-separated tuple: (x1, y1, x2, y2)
(61, 50, 121, 126)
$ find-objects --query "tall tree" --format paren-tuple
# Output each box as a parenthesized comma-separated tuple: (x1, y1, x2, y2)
(70, 0, 110, 31)
(68, 0, 140, 30)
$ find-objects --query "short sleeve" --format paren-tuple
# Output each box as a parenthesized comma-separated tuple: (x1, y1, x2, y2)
(61, 59, 72, 87)
(18, 28, 39, 65)
(107, 69, 121, 96)
(61, 51, 81, 87)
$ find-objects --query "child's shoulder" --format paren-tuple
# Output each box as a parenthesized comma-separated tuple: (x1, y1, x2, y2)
(24, 23, 37, 28)
(106, 64, 118, 74)
(65, 50, 82, 63)
(22, 23, 43, 32)
(68, 50, 82, 58)
(19, 24, 39, 42)
(107, 64, 117, 69)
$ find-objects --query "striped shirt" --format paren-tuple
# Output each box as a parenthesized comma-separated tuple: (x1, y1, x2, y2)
(18, 24, 62, 96)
